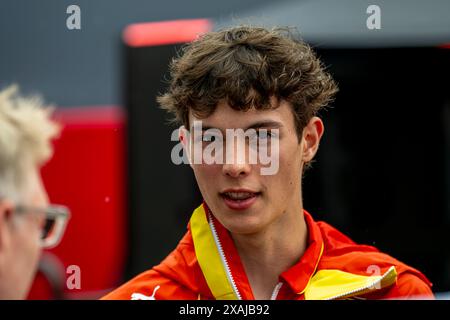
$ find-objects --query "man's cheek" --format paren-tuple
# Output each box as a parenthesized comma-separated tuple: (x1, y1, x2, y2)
(198, 164, 220, 179)
(195, 166, 217, 191)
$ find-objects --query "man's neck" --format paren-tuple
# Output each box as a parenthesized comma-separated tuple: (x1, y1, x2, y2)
(230, 206, 308, 300)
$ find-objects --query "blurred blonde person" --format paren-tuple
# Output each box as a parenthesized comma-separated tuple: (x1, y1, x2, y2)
(0, 85, 69, 299)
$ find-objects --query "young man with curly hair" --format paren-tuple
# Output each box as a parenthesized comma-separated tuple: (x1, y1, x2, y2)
(103, 26, 433, 300)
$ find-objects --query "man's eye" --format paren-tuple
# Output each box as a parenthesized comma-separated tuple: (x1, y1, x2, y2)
(202, 134, 217, 142)
(257, 130, 274, 139)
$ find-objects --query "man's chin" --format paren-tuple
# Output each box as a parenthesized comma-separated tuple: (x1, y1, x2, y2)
(217, 211, 266, 235)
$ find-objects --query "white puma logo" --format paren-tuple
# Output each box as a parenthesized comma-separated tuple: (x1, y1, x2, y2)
(131, 285, 160, 300)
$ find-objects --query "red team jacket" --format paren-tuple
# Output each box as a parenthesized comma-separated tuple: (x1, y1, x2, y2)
(103, 203, 433, 300)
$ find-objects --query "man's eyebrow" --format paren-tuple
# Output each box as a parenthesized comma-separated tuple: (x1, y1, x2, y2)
(244, 120, 283, 131)
(192, 120, 283, 132)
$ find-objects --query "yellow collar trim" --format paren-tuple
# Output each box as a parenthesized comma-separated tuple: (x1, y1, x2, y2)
(304, 266, 398, 300)
(298, 242, 325, 295)
(190, 204, 238, 300)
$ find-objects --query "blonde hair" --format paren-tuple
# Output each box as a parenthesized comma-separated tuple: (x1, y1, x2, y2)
(0, 85, 60, 202)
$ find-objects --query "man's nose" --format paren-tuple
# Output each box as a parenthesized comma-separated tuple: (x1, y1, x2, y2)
(222, 144, 251, 178)
(222, 161, 251, 178)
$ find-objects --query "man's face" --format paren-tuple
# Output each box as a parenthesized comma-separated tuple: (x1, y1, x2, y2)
(0, 166, 48, 299)
(184, 99, 322, 235)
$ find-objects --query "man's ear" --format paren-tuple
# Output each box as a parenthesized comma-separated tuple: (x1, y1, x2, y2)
(301, 116, 324, 163)
(0, 199, 14, 252)
(178, 125, 193, 167)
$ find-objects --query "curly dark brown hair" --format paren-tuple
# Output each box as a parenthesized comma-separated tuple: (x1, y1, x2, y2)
(157, 25, 338, 139)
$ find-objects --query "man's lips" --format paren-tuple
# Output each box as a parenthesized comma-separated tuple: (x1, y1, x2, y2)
(219, 189, 261, 210)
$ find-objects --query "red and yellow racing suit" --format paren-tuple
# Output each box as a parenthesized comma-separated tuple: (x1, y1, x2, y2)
(103, 203, 433, 300)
